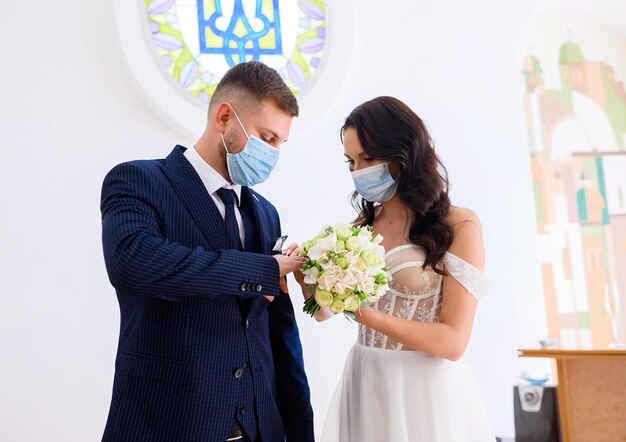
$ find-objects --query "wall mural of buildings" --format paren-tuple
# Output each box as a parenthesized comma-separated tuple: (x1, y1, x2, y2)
(522, 9, 626, 348)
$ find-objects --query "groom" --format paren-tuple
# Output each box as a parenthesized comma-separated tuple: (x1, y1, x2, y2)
(100, 61, 314, 441)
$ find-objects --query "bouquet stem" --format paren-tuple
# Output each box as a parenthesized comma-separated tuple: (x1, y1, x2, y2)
(303, 295, 320, 317)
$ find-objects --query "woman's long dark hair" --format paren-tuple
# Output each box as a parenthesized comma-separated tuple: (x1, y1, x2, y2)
(342, 96, 453, 274)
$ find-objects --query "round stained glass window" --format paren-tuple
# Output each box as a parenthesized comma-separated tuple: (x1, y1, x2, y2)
(143, 0, 327, 107)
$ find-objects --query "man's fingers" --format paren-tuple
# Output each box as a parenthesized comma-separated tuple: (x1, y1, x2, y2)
(274, 254, 308, 277)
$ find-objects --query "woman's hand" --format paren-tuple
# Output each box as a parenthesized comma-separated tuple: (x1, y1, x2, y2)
(294, 268, 306, 287)
(353, 305, 378, 325)
(282, 242, 302, 257)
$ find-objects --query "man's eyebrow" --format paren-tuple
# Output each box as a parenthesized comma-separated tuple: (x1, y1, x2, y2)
(260, 127, 280, 140)
(259, 127, 289, 143)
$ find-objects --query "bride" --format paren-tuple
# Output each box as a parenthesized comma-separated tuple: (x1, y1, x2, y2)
(297, 96, 495, 441)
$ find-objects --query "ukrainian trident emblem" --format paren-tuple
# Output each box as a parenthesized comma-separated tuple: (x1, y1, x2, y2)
(198, 0, 283, 65)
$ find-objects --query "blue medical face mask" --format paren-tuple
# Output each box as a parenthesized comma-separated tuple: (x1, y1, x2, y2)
(221, 109, 279, 186)
(350, 161, 398, 203)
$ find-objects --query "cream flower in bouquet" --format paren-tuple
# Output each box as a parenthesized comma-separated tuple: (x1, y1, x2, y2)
(300, 224, 391, 319)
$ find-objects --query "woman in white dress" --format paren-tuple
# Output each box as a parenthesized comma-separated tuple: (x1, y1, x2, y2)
(298, 96, 495, 441)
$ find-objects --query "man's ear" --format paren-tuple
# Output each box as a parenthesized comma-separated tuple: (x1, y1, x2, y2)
(214, 102, 233, 133)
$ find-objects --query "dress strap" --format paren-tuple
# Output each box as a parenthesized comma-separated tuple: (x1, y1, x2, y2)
(384, 243, 420, 257)
(443, 252, 492, 301)
(389, 261, 424, 274)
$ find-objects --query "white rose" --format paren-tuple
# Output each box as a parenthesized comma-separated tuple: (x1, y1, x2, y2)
(344, 295, 360, 312)
(358, 229, 373, 244)
(360, 250, 379, 267)
(340, 269, 358, 286)
(318, 258, 335, 270)
(302, 267, 320, 285)
(335, 289, 352, 300)
(314, 289, 333, 307)
(318, 267, 340, 291)
(335, 225, 352, 242)
(307, 234, 337, 261)
(357, 277, 375, 295)
(352, 257, 367, 272)
(346, 236, 362, 251)
(330, 299, 345, 314)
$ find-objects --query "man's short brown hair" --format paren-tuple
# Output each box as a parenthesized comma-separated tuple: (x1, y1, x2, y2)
(210, 61, 299, 117)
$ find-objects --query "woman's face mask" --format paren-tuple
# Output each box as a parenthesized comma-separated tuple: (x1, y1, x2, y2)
(350, 161, 398, 203)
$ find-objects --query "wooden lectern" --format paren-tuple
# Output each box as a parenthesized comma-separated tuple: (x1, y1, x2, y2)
(518, 348, 626, 442)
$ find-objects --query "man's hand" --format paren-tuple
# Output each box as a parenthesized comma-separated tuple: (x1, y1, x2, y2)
(273, 253, 307, 277)
(268, 250, 306, 300)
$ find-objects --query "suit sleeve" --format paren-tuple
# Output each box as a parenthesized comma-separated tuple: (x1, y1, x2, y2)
(101, 161, 280, 301)
(267, 210, 315, 442)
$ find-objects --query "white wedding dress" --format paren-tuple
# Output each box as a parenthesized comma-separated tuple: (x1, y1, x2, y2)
(321, 244, 495, 442)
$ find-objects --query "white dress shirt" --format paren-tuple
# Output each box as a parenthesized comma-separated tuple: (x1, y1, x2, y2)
(184, 145, 246, 246)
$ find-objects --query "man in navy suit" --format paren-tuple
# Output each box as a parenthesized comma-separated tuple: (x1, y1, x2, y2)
(101, 61, 314, 441)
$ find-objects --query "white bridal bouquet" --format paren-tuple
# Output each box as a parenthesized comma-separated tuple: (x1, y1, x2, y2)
(300, 224, 391, 319)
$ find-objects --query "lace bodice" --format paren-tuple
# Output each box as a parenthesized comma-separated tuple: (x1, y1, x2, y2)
(358, 244, 491, 351)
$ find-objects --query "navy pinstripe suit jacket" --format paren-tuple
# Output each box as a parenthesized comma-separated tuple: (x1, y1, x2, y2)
(100, 145, 314, 442)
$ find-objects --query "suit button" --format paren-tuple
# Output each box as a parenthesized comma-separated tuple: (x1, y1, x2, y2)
(239, 407, 246, 416)
(245, 319, 250, 328)
(234, 368, 244, 379)
(240, 284, 247, 292)
(256, 284, 263, 292)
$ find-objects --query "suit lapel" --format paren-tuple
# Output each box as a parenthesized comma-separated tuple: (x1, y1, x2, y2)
(241, 187, 271, 254)
(161, 145, 229, 251)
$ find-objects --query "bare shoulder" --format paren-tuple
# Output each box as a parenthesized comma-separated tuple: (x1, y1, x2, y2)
(446, 207, 485, 269)
(447, 206, 481, 228)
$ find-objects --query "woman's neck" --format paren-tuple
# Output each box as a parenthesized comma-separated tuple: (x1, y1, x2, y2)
(377, 196, 411, 226)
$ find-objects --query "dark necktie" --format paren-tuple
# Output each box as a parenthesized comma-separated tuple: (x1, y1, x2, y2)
(216, 187, 243, 250)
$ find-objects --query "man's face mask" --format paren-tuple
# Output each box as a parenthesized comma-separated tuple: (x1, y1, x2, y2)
(221, 108, 280, 187)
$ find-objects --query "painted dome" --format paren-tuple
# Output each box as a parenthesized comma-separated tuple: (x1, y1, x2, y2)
(522, 54, 543, 73)
(559, 42, 584, 63)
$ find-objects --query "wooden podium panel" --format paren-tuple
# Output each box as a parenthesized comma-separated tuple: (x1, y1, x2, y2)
(519, 349, 626, 442)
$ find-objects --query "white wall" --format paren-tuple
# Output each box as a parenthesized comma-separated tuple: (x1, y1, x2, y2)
(0, 1, 565, 440)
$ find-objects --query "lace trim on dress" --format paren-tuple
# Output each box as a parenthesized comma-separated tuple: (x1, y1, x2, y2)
(443, 252, 492, 301)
